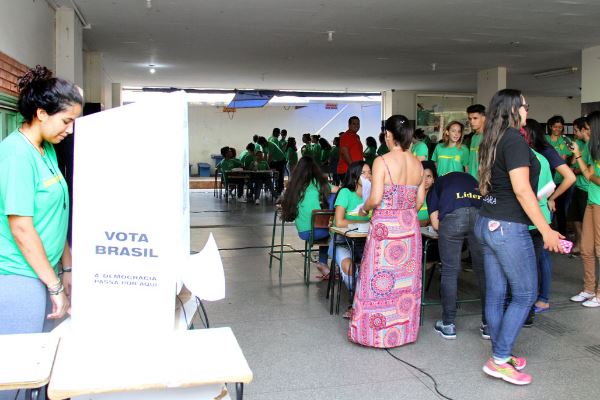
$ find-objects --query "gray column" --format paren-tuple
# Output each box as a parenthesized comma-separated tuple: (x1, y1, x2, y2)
(476, 67, 506, 107)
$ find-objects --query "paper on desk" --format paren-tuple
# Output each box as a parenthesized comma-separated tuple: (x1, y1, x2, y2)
(182, 233, 225, 301)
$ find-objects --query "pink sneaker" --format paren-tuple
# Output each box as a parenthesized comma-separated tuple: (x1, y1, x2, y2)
(508, 355, 526, 371)
(483, 358, 532, 385)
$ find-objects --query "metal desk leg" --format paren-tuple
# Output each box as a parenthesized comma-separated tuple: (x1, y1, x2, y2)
(236, 382, 244, 400)
(329, 233, 337, 315)
(269, 209, 278, 270)
(420, 238, 430, 326)
(279, 216, 285, 278)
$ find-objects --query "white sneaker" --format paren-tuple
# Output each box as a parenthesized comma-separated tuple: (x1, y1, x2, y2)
(238, 197, 247, 203)
(570, 291, 595, 302)
(255, 199, 260, 205)
(582, 297, 600, 308)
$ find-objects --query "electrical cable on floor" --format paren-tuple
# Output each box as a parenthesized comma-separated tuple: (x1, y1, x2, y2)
(384, 348, 455, 400)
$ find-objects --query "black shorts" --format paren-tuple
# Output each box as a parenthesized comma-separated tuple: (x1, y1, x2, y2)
(568, 187, 588, 222)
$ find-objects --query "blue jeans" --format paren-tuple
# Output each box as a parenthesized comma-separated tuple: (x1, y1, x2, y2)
(474, 215, 537, 360)
(437, 207, 486, 325)
(530, 229, 553, 304)
(298, 229, 329, 264)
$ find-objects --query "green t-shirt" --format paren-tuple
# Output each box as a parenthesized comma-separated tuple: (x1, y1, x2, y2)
(418, 199, 429, 222)
(586, 148, 600, 205)
(0, 131, 69, 278)
(575, 140, 589, 192)
(266, 141, 285, 162)
(295, 181, 329, 232)
(286, 148, 298, 167)
(333, 188, 370, 225)
(364, 146, 377, 167)
(220, 158, 243, 172)
(529, 148, 553, 229)
(279, 138, 287, 150)
(268, 136, 279, 145)
(240, 153, 255, 170)
(431, 144, 469, 176)
(467, 133, 483, 180)
(376, 143, 389, 156)
(253, 143, 263, 153)
(411, 141, 428, 160)
(546, 135, 572, 185)
(256, 160, 270, 171)
(330, 146, 340, 163)
(321, 147, 331, 166)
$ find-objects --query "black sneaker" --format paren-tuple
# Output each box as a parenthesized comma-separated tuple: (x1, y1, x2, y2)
(523, 313, 534, 328)
(480, 323, 491, 340)
(434, 320, 456, 339)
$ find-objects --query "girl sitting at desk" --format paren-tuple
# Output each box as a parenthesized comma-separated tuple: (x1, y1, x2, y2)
(329, 161, 371, 295)
(418, 161, 437, 227)
(281, 156, 338, 278)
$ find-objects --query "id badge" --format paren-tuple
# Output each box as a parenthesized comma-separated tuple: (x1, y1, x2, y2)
(488, 220, 500, 232)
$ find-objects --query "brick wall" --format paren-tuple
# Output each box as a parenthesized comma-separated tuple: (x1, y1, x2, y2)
(0, 52, 28, 97)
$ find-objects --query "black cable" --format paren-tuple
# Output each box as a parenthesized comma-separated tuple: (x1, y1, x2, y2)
(384, 348, 455, 400)
(176, 294, 189, 328)
(13, 389, 20, 400)
(195, 296, 210, 328)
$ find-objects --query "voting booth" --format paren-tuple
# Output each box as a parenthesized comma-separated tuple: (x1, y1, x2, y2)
(70, 92, 190, 333)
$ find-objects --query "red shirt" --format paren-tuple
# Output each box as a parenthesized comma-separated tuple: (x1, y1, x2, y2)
(337, 130, 363, 174)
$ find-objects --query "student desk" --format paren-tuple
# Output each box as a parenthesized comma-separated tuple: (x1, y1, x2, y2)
(222, 170, 278, 202)
(47, 327, 252, 400)
(328, 226, 368, 315)
(0, 333, 60, 400)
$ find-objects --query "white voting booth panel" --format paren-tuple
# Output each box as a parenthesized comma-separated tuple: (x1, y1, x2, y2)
(71, 92, 190, 333)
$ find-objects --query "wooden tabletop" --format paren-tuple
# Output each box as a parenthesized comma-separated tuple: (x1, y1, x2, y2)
(329, 225, 369, 238)
(0, 332, 60, 391)
(48, 327, 253, 400)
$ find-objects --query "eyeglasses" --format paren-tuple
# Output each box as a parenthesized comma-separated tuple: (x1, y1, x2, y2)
(521, 104, 530, 112)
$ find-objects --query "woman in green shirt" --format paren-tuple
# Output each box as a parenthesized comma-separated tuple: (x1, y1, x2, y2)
(329, 161, 371, 291)
(281, 157, 338, 278)
(0, 66, 82, 338)
(330, 136, 341, 184)
(318, 137, 332, 171)
(432, 121, 469, 176)
(418, 161, 437, 226)
(363, 136, 377, 168)
(285, 137, 299, 174)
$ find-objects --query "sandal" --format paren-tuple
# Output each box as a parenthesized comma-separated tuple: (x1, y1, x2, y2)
(315, 273, 330, 281)
(315, 263, 330, 277)
(343, 308, 352, 319)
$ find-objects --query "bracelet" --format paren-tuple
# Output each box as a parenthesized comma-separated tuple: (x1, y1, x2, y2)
(48, 283, 65, 296)
(47, 278, 62, 292)
(62, 267, 72, 273)
(576, 156, 582, 160)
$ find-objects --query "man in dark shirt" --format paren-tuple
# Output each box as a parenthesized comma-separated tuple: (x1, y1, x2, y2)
(428, 172, 487, 340)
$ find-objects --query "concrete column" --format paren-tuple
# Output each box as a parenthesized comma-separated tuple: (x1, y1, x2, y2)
(55, 7, 83, 86)
(83, 51, 105, 107)
(582, 46, 600, 114)
(476, 67, 506, 107)
(111, 83, 122, 108)
(381, 90, 417, 122)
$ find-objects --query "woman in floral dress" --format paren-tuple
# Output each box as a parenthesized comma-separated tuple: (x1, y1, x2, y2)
(350, 115, 426, 348)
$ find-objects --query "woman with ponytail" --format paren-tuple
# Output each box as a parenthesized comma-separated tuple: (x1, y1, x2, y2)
(0, 66, 82, 337)
(475, 89, 564, 385)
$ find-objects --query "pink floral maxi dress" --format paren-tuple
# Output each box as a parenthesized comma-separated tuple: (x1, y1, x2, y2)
(348, 179, 422, 348)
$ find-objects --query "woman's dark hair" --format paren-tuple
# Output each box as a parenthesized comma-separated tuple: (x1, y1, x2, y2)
(413, 128, 426, 141)
(17, 65, 83, 123)
(333, 136, 340, 146)
(478, 89, 524, 196)
(253, 134, 259, 142)
(318, 137, 332, 150)
(587, 111, 600, 162)
(258, 136, 268, 146)
(366, 136, 377, 148)
(281, 129, 287, 137)
(338, 161, 366, 196)
(286, 137, 297, 151)
(524, 119, 550, 152)
(547, 115, 565, 128)
(280, 156, 330, 222)
(384, 114, 412, 150)
(573, 116, 588, 131)
(421, 160, 437, 180)
(220, 146, 230, 157)
(302, 133, 311, 143)
(379, 132, 386, 144)
(272, 127, 280, 137)
(245, 142, 254, 152)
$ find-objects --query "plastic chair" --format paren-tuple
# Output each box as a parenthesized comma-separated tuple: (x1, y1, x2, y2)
(303, 209, 334, 286)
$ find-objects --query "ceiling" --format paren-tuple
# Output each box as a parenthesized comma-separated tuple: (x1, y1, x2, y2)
(57, 0, 600, 96)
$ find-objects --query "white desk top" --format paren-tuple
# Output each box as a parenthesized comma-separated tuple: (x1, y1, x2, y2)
(330, 225, 369, 238)
(420, 226, 439, 239)
(48, 327, 252, 400)
(0, 333, 59, 390)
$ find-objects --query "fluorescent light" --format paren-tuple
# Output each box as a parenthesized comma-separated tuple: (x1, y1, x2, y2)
(533, 67, 578, 79)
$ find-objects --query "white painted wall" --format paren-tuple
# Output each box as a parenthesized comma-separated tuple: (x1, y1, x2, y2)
(0, 0, 55, 68)
(188, 102, 381, 174)
(526, 96, 581, 123)
(582, 46, 600, 104)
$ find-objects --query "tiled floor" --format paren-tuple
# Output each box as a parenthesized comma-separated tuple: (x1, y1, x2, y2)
(190, 190, 600, 400)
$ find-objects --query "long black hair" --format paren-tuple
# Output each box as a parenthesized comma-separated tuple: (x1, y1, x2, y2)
(18, 65, 83, 123)
(524, 118, 551, 153)
(340, 160, 366, 193)
(286, 137, 297, 152)
(478, 89, 524, 196)
(280, 156, 330, 221)
(588, 111, 600, 162)
(384, 115, 412, 150)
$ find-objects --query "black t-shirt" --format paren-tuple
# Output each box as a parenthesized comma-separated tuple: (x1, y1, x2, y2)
(480, 128, 540, 225)
(427, 172, 482, 221)
(539, 145, 565, 176)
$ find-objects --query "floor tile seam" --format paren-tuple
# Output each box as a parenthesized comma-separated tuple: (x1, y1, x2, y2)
(242, 373, 425, 396)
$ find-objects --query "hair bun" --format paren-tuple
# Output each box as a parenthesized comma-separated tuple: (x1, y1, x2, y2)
(18, 65, 54, 91)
